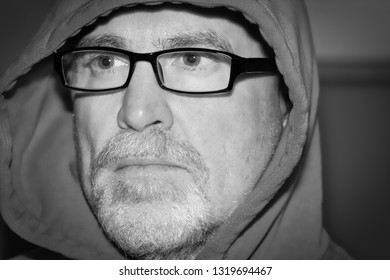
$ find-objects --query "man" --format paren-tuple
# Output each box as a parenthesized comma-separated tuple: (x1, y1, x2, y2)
(0, 0, 349, 259)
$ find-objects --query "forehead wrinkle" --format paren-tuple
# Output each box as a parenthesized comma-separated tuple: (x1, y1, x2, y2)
(154, 30, 234, 53)
(77, 34, 130, 49)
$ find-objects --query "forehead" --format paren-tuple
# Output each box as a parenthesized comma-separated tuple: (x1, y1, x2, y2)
(81, 4, 266, 56)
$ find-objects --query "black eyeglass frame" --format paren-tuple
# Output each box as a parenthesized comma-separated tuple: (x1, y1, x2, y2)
(54, 46, 278, 94)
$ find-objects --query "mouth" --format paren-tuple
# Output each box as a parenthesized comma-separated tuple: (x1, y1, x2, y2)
(112, 158, 189, 181)
(115, 158, 185, 171)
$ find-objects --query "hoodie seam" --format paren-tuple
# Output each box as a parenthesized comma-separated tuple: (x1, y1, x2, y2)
(255, 0, 309, 179)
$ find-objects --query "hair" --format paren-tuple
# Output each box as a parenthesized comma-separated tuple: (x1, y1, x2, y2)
(61, 3, 274, 56)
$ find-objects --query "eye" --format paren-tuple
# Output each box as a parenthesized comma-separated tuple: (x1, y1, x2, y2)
(95, 55, 115, 69)
(158, 50, 229, 75)
(183, 53, 201, 67)
(86, 53, 129, 74)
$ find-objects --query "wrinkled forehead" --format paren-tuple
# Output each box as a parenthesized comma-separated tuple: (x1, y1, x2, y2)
(69, 3, 270, 57)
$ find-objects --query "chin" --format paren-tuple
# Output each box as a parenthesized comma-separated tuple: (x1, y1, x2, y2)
(87, 177, 219, 259)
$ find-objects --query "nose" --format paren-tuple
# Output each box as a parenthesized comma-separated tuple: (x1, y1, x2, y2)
(117, 62, 174, 132)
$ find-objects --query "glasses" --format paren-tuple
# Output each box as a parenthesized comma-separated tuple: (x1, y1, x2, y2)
(54, 47, 277, 94)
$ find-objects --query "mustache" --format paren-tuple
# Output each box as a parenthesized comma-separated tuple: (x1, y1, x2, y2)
(90, 127, 209, 184)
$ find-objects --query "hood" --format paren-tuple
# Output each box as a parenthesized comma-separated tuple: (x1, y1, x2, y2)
(0, 0, 332, 259)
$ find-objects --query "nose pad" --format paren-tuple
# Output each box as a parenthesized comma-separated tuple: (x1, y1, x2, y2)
(156, 61, 164, 84)
(117, 62, 174, 132)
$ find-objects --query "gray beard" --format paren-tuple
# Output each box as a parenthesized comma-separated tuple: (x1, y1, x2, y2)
(75, 126, 220, 259)
(93, 179, 216, 259)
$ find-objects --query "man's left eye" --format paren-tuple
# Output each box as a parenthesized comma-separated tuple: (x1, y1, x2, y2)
(182, 53, 201, 67)
(172, 52, 220, 70)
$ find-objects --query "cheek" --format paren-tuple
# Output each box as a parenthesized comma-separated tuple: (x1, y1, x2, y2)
(73, 95, 121, 170)
(178, 78, 282, 214)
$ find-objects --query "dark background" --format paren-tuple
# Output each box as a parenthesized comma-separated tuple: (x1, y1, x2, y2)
(1, 0, 390, 259)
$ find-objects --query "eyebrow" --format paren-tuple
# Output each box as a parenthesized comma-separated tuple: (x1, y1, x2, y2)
(77, 34, 128, 48)
(156, 30, 234, 53)
(77, 30, 234, 53)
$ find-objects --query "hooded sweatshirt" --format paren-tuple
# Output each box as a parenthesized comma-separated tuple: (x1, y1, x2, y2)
(0, 0, 350, 260)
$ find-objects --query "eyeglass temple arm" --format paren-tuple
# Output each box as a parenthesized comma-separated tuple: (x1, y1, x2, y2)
(244, 58, 278, 73)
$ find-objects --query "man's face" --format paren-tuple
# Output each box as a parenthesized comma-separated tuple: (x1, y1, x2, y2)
(73, 5, 283, 259)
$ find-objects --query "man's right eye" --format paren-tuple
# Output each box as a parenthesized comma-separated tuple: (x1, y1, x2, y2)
(93, 55, 115, 69)
(88, 54, 129, 72)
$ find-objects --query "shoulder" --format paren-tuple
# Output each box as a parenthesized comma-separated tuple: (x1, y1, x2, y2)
(10, 248, 70, 260)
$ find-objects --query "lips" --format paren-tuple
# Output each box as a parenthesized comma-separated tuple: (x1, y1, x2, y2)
(115, 158, 186, 171)
(112, 158, 189, 182)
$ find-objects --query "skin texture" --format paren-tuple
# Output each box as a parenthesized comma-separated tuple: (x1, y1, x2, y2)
(73, 5, 284, 259)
